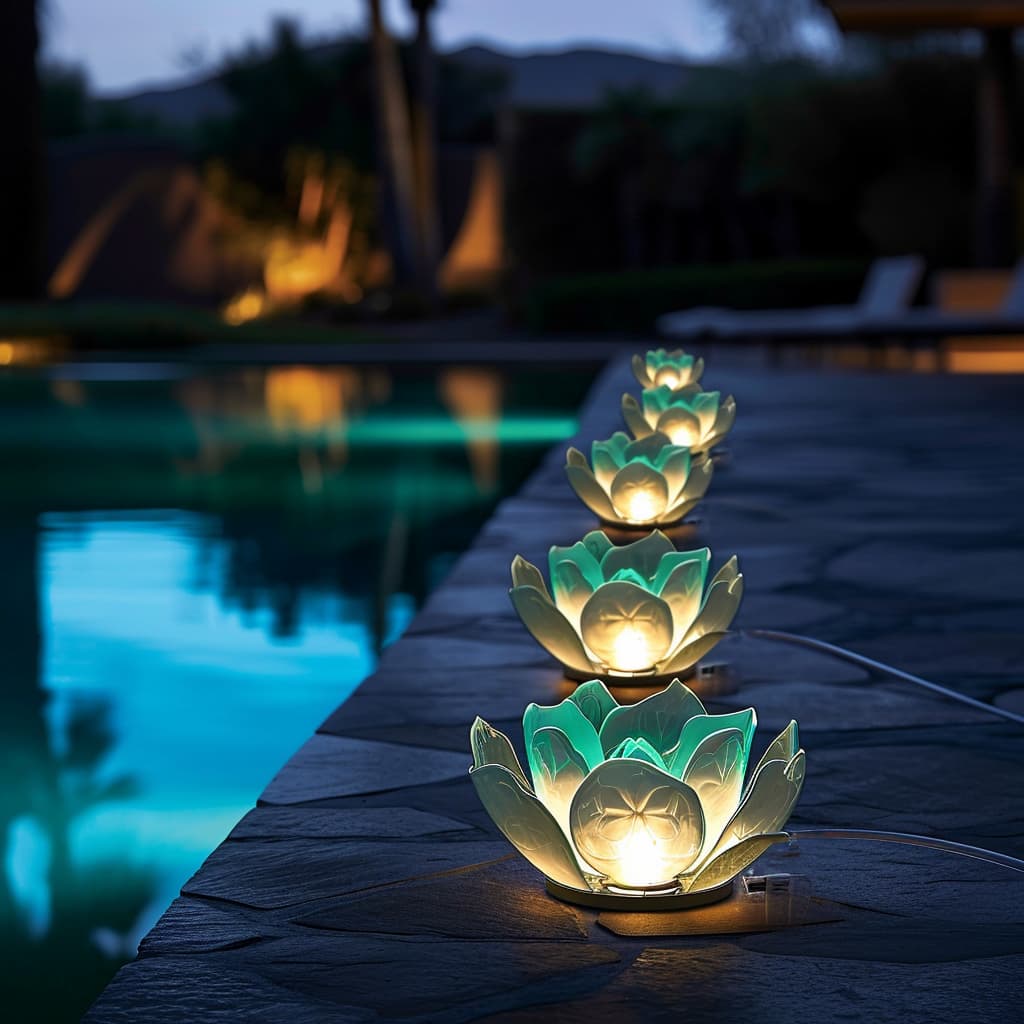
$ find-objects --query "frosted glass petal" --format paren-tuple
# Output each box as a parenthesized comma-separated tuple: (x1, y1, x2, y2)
(581, 530, 614, 564)
(679, 728, 747, 855)
(565, 446, 588, 469)
(656, 558, 708, 647)
(566, 465, 618, 521)
(757, 720, 800, 769)
(528, 725, 590, 835)
(668, 708, 756, 776)
(471, 764, 592, 890)
(599, 530, 676, 583)
(679, 575, 743, 646)
(569, 679, 619, 733)
(609, 463, 670, 523)
(656, 630, 729, 675)
(678, 456, 713, 502)
(656, 406, 703, 448)
(689, 391, 721, 436)
(523, 697, 604, 773)
(549, 541, 602, 590)
(570, 760, 705, 887)
(622, 393, 654, 438)
(623, 433, 671, 464)
(591, 442, 622, 490)
(470, 717, 530, 789)
(579, 582, 674, 672)
(657, 447, 693, 501)
(510, 554, 549, 597)
(678, 833, 788, 894)
(551, 559, 597, 626)
(608, 736, 667, 769)
(598, 678, 706, 758)
(510, 585, 595, 675)
(720, 750, 806, 849)
(631, 352, 654, 388)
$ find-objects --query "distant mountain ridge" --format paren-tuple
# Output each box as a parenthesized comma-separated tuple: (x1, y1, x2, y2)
(102, 43, 700, 126)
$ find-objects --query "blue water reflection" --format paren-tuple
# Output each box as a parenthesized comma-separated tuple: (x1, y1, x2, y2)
(0, 362, 591, 1020)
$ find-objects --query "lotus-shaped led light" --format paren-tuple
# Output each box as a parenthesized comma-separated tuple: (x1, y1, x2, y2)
(565, 431, 713, 528)
(470, 679, 805, 908)
(623, 385, 736, 454)
(510, 531, 742, 682)
(633, 348, 704, 390)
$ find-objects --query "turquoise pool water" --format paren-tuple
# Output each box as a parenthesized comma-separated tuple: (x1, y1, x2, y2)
(0, 361, 591, 1020)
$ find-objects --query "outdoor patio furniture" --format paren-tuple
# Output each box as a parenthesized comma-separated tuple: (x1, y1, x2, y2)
(657, 256, 926, 342)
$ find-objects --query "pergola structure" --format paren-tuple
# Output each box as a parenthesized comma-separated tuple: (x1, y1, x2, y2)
(824, 1, 1024, 266)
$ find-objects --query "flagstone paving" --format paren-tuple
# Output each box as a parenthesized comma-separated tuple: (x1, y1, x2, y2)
(85, 356, 1024, 1023)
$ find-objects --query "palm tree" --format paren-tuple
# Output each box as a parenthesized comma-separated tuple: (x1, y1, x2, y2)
(409, 0, 441, 307)
(0, 0, 44, 299)
(367, 0, 419, 289)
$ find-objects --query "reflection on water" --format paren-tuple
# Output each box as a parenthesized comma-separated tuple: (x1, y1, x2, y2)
(0, 362, 589, 1020)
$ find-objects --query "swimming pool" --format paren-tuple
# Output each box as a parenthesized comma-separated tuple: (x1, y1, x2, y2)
(0, 360, 592, 1020)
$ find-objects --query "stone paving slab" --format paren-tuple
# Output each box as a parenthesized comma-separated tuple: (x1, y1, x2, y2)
(86, 356, 1024, 1022)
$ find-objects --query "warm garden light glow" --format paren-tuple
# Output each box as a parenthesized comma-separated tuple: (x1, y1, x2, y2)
(623, 386, 736, 455)
(633, 348, 705, 391)
(470, 679, 805, 906)
(509, 531, 743, 682)
(565, 431, 713, 528)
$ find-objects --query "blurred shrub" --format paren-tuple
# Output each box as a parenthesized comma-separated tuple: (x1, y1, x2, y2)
(522, 259, 866, 333)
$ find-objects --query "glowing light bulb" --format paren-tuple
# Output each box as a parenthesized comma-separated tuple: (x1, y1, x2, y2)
(610, 625, 654, 673)
(660, 373, 680, 389)
(624, 489, 659, 524)
(615, 827, 666, 888)
(667, 423, 700, 447)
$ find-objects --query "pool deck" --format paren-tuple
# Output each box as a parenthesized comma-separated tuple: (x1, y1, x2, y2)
(86, 356, 1024, 1023)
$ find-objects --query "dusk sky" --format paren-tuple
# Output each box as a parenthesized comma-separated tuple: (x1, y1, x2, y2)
(45, 0, 726, 94)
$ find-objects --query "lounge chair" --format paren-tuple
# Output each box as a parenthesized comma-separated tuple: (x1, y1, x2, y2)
(657, 256, 925, 342)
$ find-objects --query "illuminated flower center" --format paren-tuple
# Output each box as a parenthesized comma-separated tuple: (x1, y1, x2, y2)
(609, 464, 670, 524)
(655, 369, 681, 389)
(611, 625, 656, 673)
(579, 582, 674, 674)
(663, 418, 700, 447)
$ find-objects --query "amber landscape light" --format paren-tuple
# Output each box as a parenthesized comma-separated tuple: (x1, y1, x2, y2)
(632, 348, 705, 391)
(623, 385, 736, 454)
(470, 679, 804, 909)
(510, 531, 742, 683)
(565, 431, 713, 528)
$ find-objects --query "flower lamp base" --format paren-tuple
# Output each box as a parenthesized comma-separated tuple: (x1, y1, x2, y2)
(564, 660, 738, 694)
(599, 518, 702, 543)
(545, 877, 734, 911)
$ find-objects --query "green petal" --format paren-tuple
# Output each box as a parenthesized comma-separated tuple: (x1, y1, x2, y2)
(599, 530, 676, 583)
(653, 547, 710, 594)
(581, 530, 614, 563)
(624, 432, 672, 464)
(667, 708, 756, 778)
(551, 558, 598, 624)
(471, 763, 592, 889)
(591, 441, 623, 487)
(509, 584, 595, 676)
(642, 385, 675, 415)
(570, 759, 705, 887)
(523, 698, 604, 773)
(470, 717, 531, 790)
(528, 725, 591, 835)
(548, 541, 602, 590)
(609, 736, 668, 770)
(598, 678, 706, 758)
(569, 679, 619, 732)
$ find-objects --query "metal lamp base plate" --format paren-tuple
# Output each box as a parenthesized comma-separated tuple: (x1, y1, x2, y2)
(545, 877, 734, 911)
